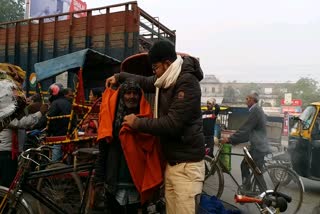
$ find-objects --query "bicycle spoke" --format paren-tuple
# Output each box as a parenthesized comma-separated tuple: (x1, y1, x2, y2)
(253, 164, 303, 214)
(36, 163, 83, 214)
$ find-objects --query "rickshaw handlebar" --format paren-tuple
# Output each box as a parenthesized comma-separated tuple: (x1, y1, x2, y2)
(22, 145, 52, 155)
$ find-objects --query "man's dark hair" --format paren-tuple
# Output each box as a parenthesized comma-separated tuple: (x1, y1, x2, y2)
(148, 41, 177, 64)
(31, 93, 42, 102)
(63, 88, 73, 95)
(91, 87, 103, 98)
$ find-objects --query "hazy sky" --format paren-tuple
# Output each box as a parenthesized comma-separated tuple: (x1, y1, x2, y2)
(86, 0, 320, 83)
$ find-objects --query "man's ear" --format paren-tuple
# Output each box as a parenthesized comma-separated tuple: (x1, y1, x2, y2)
(164, 60, 172, 66)
(163, 60, 172, 70)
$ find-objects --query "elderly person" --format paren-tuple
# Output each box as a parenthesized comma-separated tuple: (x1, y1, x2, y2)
(222, 92, 270, 191)
(97, 79, 163, 213)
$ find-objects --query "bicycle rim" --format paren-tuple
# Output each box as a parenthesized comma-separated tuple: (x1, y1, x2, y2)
(0, 187, 31, 214)
(202, 155, 224, 198)
(36, 163, 83, 214)
(253, 164, 303, 214)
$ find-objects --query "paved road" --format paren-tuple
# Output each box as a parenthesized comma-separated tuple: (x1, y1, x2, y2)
(216, 145, 320, 214)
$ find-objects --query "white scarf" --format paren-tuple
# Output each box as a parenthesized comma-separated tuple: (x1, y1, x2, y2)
(153, 55, 183, 118)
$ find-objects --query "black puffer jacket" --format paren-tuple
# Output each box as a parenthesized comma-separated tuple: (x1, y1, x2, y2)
(117, 56, 205, 162)
(35, 96, 72, 136)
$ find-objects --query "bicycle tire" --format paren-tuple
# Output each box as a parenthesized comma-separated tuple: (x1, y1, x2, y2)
(36, 163, 83, 214)
(0, 186, 32, 214)
(202, 155, 224, 198)
(252, 164, 303, 214)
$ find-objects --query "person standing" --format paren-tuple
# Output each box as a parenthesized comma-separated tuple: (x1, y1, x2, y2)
(222, 92, 271, 191)
(202, 98, 220, 157)
(106, 41, 205, 214)
(35, 83, 72, 161)
(0, 109, 46, 187)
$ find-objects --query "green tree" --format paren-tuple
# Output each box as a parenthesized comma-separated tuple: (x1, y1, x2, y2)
(223, 86, 237, 103)
(288, 77, 320, 107)
(0, 0, 25, 23)
(272, 82, 293, 106)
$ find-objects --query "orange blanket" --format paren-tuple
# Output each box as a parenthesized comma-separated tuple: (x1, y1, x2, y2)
(97, 88, 163, 203)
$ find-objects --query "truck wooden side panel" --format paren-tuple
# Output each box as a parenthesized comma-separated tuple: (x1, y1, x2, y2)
(0, 2, 175, 93)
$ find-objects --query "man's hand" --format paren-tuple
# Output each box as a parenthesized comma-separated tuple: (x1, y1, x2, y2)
(105, 75, 117, 88)
(122, 114, 137, 128)
(220, 137, 230, 144)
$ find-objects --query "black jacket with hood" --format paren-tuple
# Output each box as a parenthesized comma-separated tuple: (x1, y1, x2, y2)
(116, 56, 205, 162)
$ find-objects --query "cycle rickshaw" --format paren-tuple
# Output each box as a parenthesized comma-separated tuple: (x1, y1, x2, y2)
(33, 49, 121, 213)
(34, 48, 120, 150)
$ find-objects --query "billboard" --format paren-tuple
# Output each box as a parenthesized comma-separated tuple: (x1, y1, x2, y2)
(280, 98, 302, 107)
(69, 0, 87, 18)
(30, 0, 87, 20)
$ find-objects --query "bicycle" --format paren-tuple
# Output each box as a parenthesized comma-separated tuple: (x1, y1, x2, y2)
(0, 145, 99, 214)
(203, 143, 304, 214)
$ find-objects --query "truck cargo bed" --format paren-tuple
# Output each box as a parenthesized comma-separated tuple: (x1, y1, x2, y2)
(0, 1, 175, 92)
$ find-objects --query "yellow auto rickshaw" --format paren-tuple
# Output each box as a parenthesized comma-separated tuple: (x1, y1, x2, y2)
(289, 102, 320, 180)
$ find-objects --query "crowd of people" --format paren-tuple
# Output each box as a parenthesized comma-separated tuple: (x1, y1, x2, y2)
(0, 41, 271, 214)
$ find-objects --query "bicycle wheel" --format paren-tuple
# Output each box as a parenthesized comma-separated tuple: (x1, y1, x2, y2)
(252, 164, 303, 214)
(36, 163, 83, 214)
(202, 155, 224, 198)
(0, 186, 32, 214)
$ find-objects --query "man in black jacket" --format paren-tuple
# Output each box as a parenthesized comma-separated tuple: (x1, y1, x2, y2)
(36, 83, 72, 161)
(222, 92, 270, 191)
(106, 41, 205, 214)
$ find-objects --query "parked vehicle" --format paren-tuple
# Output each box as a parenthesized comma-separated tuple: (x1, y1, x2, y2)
(289, 102, 320, 180)
(34, 49, 120, 157)
(0, 1, 175, 94)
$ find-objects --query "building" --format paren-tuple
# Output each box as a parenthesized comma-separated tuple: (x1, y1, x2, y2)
(200, 75, 292, 108)
(200, 75, 224, 104)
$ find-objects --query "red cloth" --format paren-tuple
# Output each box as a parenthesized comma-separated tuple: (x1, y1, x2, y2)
(97, 88, 163, 203)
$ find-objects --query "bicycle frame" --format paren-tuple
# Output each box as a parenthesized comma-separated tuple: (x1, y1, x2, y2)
(0, 147, 95, 214)
(208, 143, 245, 189)
(206, 143, 270, 195)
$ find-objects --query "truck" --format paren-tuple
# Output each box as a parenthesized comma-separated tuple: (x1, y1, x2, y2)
(0, 1, 175, 93)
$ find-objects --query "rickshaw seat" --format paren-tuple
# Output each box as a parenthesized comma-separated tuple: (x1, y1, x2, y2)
(72, 147, 99, 157)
